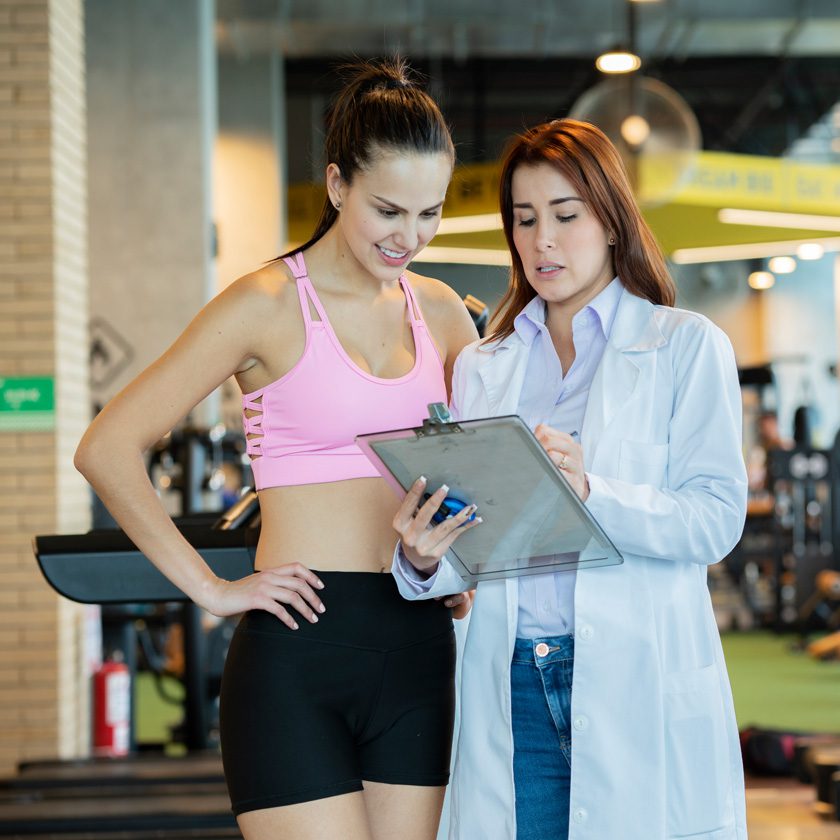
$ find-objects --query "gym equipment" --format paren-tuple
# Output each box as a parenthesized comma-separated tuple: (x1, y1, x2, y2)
(33, 490, 260, 752)
(767, 446, 836, 631)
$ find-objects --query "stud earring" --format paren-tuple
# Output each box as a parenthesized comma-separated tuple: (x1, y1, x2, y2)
(608, 235, 615, 246)
(334, 201, 341, 210)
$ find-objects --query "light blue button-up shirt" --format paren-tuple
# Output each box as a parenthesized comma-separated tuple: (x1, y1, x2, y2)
(512, 278, 621, 637)
(395, 279, 622, 637)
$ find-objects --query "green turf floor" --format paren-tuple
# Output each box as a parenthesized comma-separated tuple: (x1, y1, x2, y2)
(135, 673, 185, 746)
(721, 631, 840, 733)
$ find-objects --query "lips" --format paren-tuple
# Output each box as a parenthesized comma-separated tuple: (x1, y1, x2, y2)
(377, 244, 411, 266)
(536, 263, 564, 273)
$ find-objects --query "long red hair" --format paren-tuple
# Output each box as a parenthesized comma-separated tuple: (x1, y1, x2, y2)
(487, 119, 674, 343)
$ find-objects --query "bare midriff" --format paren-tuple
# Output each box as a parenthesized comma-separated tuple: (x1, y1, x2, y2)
(253, 477, 401, 573)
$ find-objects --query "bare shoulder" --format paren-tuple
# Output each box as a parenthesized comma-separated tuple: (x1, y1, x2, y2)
(405, 270, 466, 316)
(405, 270, 478, 368)
(219, 260, 297, 321)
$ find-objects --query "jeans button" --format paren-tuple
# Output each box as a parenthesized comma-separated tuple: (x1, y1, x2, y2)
(535, 642, 550, 658)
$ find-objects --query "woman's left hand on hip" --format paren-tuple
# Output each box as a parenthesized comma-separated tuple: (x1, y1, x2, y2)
(535, 424, 590, 502)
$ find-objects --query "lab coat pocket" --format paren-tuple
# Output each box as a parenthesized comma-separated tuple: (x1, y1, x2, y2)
(664, 664, 733, 837)
(618, 440, 668, 486)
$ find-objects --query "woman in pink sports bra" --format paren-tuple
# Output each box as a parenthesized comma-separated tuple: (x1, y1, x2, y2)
(74, 59, 479, 840)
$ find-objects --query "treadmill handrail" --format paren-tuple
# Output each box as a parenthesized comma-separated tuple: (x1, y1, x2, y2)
(33, 523, 257, 605)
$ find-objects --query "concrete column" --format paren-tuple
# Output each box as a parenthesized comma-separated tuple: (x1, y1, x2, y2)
(214, 48, 285, 429)
(85, 0, 217, 421)
(0, 0, 91, 774)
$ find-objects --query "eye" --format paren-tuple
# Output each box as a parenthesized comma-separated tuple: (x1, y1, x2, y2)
(421, 210, 441, 219)
(516, 217, 536, 227)
(557, 214, 577, 223)
(377, 208, 399, 218)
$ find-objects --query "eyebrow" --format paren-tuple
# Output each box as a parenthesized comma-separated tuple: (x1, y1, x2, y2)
(371, 194, 445, 213)
(512, 197, 584, 208)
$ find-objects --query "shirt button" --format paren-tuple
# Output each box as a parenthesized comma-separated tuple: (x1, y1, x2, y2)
(579, 625, 593, 640)
(535, 642, 550, 658)
(574, 716, 588, 731)
(573, 807, 588, 823)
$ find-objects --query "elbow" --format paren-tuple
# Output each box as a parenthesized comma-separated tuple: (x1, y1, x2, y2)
(74, 429, 107, 481)
(73, 437, 95, 479)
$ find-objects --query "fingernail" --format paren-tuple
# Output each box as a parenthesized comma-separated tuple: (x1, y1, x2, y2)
(418, 475, 427, 484)
(440, 484, 449, 493)
(318, 603, 326, 613)
(292, 622, 299, 630)
(316, 579, 325, 589)
(476, 516, 483, 523)
(311, 614, 318, 623)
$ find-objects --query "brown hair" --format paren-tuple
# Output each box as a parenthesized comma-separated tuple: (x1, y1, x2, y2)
(279, 57, 454, 259)
(487, 118, 675, 343)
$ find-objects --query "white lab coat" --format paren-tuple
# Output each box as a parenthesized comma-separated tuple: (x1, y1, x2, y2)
(394, 288, 748, 840)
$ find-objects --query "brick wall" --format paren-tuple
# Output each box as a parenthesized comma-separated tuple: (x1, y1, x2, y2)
(0, 0, 91, 774)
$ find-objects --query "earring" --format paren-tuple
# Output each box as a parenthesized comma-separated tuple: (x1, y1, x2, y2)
(608, 235, 615, 246)
(334, 200, 341, 210)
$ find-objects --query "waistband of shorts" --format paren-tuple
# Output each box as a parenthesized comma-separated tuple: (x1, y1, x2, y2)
(236, 570, 453, 650)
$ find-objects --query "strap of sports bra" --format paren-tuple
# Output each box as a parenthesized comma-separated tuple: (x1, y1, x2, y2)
(282, 252, 307, 279)
(283, 252, 329, 326)
(400, 276, 425, 326)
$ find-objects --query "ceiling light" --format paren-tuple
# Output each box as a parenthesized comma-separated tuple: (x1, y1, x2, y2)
(412, 247, 511, 266)
(620, 115, 650, 147)
(670, 236, 840, 264)
(595, 50, 642, 74)
(767, 256, 796, 274)
(718, 208, 840, 232)
(797, 243, 825, 260)
(748, 271, 775, 290)
(436, 213, 502, 235)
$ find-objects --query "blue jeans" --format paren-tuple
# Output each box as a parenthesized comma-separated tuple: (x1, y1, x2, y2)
(511, 635, 574, 840)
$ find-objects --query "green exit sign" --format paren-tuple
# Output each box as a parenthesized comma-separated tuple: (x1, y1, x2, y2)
(0, 376, 55, 431)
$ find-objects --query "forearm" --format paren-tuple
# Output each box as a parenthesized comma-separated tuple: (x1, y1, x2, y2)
(75, 442, 220, 608)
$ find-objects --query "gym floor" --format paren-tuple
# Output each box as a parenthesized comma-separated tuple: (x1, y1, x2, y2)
(724, 631, 840, 838)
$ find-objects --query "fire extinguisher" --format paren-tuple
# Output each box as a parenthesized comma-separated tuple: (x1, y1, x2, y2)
(93, 652, 130, 757)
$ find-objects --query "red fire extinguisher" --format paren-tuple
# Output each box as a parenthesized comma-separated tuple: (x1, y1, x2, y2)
(93, 653, 130, 757)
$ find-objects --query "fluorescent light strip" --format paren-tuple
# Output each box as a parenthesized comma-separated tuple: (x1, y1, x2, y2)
(718, 208, 840, 232)
(671, 237, 840, 264)
(437, 213, 503, 235)
(412, 247, 511, 266)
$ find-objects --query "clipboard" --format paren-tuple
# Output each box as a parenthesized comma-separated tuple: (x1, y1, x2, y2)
(356, 405, 623, 583)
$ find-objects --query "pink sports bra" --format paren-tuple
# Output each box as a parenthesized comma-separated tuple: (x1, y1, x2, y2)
(241, 251, 447, 490)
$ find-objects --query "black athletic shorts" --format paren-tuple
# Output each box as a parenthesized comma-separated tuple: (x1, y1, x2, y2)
(219, 570, 456, 816)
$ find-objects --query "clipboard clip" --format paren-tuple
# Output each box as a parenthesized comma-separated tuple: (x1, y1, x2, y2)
(420, 402, 462, 436)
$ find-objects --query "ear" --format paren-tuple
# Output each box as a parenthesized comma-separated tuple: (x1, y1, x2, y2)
(326, 163, 344, 209)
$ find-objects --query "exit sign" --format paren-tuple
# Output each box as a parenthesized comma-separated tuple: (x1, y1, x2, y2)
(0, 376, 55, 431)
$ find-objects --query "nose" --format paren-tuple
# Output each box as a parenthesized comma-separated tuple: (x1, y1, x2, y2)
(394, 217, 420, 252)
(535, 219, 555, 252)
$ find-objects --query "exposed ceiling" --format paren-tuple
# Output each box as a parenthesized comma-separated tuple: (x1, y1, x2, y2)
(217, 1, 840, 61)
(217, 1, 840, 258)
(217, 1, 840, 159)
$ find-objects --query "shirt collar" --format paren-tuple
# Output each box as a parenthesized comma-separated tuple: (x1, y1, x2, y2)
(513, 277, 623, 345)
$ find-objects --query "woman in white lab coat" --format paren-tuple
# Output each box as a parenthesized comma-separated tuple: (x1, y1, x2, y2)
(391, 119, 748, 840)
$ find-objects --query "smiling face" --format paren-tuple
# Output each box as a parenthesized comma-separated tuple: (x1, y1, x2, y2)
(327, 148, 452, 282)
(511, 162, 615, 313)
